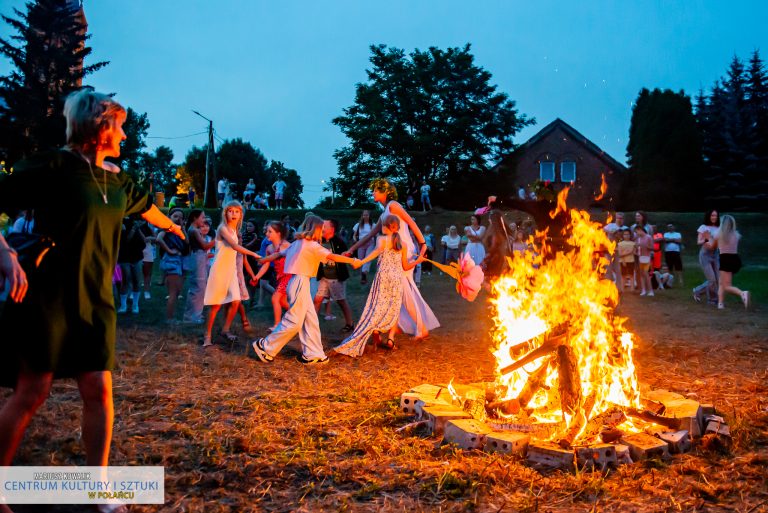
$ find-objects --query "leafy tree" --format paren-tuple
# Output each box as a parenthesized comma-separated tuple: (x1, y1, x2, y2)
(117, 107, 149, 176)
(332, 44, 534, 206)
(215, 138, 269, 198)
(0, 0, 107, 164)
(176, 145, 208, 199)
(137, 145, 175, 195)
(267, 160, 304, 208)
(623, 88, 704, 210)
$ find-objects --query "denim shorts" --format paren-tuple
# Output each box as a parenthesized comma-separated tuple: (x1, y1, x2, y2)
(160, 254, 184, 276)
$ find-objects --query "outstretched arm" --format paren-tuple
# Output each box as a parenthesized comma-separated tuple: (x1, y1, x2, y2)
(326, 252, 358, 266)
(358, 238, 384, 266)
(401, 245, 424, 271)
(388, 201, 427, 255)
(346, 217, 383, 255)
(218, 226, 260, 258)
(141, 204, 185, 240)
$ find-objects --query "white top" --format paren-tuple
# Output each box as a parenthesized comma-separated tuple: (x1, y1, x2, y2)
(283, 238, 331, 277)
(604, 222, 628, 236)
(245, 182, 256, 192)
(518, 187, 526, 200)
(217, 179, 227, 194)
(465, 225, 486, 240)
(352, 222, 372, 241)
(273, 180, 287, 194)
(420, 184, 430, 195)
(663, 231, 682, 252)
(441, 234, 461, 249)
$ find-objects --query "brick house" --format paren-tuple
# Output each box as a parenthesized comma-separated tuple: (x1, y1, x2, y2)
(493, 118, 626, 209)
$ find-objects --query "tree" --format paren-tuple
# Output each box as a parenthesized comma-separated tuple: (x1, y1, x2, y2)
(117, 107, 150, 176)
(332, 44, 534, 206)
(176, 145, 208, 200)
(138, 145, 175, 195)
(0, 0, 107, 164)
(267, 160, 304, 208)
(215, 138, 269, 198)
(695, 51, 768, 209)
(623, 88, 704, 210)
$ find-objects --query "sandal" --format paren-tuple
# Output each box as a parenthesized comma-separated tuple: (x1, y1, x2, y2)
(377, 338, 395, 350)
(220, 331, 238, 343)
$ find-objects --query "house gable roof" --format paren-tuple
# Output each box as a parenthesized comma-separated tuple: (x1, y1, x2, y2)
(503, 118, 627, 173)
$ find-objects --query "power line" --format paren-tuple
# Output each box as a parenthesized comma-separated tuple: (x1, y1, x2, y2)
(147, 131, 208, 140)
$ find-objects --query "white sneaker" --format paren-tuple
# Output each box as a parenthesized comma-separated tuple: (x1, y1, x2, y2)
(324, 315, 336, 321)
(639, 291, 647, 297)
(647, 291, 654, 297)
(117, 305, 127, 313)
(718, 303, 725, 310)
(132, 304, 139, 314)
(741, 291, 750, 309)
(144, 291, 151, 300)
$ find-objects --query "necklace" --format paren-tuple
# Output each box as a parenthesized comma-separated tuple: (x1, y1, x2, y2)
(66, 147, 108, 204)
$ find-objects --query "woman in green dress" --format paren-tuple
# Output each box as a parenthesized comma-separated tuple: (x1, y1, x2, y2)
(0, 89, 184, 506)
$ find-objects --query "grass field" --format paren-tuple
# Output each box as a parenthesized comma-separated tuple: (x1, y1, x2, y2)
(2, 209, 767, 512)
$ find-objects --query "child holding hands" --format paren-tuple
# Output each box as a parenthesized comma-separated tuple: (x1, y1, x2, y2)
(250, 215, 359, 364)
(333, 215, 424, 356)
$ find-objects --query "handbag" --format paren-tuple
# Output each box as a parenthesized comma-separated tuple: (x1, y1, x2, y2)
(5, 232, 55, 274)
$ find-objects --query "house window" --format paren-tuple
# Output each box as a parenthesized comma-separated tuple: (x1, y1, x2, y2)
(539, 162, 555, 182)
(560, 161, 576, 182)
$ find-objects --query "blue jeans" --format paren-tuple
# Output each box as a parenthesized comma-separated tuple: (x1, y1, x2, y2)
(693, 249, 719, 303)
(183, 250, 208, 322)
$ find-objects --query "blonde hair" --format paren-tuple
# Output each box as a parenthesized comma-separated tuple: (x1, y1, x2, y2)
(63, 88, 126, 148)
(718, 214, 740, 245)
(382, 215, 402, 251)
(220, 200, 245, 233)
(370, 178, 398, 202)
(295, 215, 324, 241)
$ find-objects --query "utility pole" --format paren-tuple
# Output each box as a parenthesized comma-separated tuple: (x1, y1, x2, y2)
(192, 110, 217, 208)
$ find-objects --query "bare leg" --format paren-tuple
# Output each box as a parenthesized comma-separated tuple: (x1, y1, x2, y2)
(77, 371, 113, 466)
(222, 301, 240, 333)
(336, 299, 354, 326)
(272, 293, 284, 327)
(0, 371, 53, 465)
(165, 274, 184, 320)
(205, 304, 222, 342)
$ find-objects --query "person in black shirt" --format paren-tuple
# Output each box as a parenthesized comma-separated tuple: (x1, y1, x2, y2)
(313, 219, 354, 331)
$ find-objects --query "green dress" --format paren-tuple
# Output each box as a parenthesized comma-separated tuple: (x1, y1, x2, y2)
(0, 149, 152, 386)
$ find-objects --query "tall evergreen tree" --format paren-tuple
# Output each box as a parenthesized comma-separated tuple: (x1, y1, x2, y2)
(116, 107, 150, 177)
(624, 88, 703, 210)
(0, 0, 107, 164)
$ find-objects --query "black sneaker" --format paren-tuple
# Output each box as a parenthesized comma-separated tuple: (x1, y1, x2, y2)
(296, 354, 329, 365)
(341, 324, 354, 333)
(250, 338, 274, 363)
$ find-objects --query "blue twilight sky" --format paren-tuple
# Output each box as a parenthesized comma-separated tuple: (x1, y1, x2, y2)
(2, 1, 767, 205)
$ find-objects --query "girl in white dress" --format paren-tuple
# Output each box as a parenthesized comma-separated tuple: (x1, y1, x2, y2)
(202, 201, 260, 348)
(345, 178, 439, 340)
(463, 214, 486, 265)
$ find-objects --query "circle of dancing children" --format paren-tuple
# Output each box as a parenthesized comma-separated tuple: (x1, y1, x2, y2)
(333, 215, 424, 356)
(250, 215, 358, 365)
(202, 201, 260, 348)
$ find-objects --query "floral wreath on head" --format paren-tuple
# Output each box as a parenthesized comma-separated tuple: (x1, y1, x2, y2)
(369, 178, 398, 202)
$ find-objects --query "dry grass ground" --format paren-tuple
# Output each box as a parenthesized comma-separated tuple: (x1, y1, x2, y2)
(4, 266, 768, 513)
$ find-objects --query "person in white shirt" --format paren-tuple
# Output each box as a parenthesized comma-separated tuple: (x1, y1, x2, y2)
(420, 182, 432, 211)
(662, 223, 683, 287)
(217, 177, 228, 207)
(603, 212, 627, 290)
(693, 209, 720, 304)
(272, 178, 287, 209)
(441, 226, 462, 264)
(352, 210, 375, 284)
(518, 186, 526, 200)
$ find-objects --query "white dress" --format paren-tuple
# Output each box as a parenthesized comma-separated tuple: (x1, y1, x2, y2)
(383, 201, 440, 335)
(464, 225, 486, 265)
(204, 226, 241, 305)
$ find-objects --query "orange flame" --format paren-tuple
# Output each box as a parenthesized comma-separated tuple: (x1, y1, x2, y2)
(595, 173, 608, 201)
(490, 196, 641, 444)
